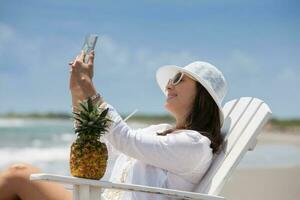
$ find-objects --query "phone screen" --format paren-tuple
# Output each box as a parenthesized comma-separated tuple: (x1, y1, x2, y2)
(82, 34, 98, 62)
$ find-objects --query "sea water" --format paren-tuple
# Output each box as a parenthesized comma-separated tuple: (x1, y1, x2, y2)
(0, 118, 300, 179)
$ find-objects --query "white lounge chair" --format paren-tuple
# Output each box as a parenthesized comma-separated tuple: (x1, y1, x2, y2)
(30, 97, 272, 200)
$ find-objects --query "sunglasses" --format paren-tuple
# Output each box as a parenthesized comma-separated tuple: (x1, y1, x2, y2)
(167, 72, 196, 86)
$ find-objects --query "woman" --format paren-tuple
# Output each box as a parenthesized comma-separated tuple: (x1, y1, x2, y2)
(0, 50, 227, 200)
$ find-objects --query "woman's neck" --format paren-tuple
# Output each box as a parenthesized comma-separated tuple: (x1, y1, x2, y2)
(175, 115, 186, 129)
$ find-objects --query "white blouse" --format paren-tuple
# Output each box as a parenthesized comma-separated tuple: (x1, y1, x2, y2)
(100, 103, 213, 200)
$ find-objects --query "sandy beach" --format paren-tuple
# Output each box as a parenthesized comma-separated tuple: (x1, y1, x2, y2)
(220, 131, 300, 200)
(221, 166, 300, 200)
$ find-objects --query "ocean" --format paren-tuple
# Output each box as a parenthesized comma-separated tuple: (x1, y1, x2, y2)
(1, 118, 300, 180)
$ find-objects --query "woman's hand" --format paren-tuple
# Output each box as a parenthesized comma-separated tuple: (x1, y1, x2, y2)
(69, 50, 97, 108)
(69, 50, 94, 88)
(72, 50, 94, 79)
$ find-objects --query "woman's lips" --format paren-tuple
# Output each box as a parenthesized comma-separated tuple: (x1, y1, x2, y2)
(167, 94, 177, 100)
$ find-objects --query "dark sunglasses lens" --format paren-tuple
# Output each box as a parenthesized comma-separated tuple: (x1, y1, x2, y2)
(172, 72, 182, 85)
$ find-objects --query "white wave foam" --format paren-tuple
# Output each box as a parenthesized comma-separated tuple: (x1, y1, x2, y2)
(59, 133, 76, 142)
(0, 119, 27, 127)
(0, 147, 69, 167)
(0, 118, 73, 128)
(49, 133, 75, 144)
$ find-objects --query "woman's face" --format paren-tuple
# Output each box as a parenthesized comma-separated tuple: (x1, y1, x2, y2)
(164, 72, 197, 118)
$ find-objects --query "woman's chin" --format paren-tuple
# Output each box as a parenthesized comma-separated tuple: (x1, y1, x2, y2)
(164, 102, 174, 113)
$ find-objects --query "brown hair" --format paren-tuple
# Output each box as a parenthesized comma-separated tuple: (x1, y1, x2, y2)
(157, 81, 224, 154)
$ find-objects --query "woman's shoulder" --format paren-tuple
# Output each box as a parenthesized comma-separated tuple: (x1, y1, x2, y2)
(174, 129, 212, 146)
(174, 130, 213, 163)
(141, 124, 211, 147)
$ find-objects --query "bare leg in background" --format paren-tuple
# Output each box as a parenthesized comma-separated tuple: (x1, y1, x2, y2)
(0, 163, 72, 200)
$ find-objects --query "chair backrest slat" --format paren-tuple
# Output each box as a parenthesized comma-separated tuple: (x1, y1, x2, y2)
(225, 98, 262, 155)
(193, 97, 272, 195)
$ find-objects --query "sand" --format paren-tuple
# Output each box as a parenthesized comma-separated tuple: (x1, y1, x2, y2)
(220, 167, 300, 200)
(219, 132, 300, 200)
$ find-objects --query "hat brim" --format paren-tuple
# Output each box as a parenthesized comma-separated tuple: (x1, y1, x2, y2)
(156, 65, 224, 126)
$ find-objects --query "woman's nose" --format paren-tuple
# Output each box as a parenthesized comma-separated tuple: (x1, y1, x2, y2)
(165, 79, 173, 91)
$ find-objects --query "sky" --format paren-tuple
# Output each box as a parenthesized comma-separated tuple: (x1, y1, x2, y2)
(0, 0, 299, 119)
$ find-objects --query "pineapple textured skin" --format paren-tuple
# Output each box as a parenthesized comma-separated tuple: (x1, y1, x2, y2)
(70, 140, 108, 179)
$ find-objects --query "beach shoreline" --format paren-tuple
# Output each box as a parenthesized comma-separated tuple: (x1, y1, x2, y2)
(259, 131, 300, 147)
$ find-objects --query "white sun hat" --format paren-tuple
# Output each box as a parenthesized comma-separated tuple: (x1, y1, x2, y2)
(156, 61, 228, 126)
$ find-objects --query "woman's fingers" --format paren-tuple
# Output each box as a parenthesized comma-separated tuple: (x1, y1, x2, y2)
(69, 51, 94, 80)
(79, 50, 86, 62)
(70, 55, 81, 71)
(87, 51, 94, 78)
(68, 53, 85, 91)
(88, 50, 95, 65)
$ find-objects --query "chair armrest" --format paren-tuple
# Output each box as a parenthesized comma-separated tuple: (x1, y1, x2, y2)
(30, 173, 224, 200)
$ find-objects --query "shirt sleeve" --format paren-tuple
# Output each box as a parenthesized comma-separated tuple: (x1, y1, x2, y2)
(101, 103, 213, 174)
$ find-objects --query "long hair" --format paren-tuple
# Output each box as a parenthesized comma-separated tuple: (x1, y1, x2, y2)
(157, 82, 224, 154)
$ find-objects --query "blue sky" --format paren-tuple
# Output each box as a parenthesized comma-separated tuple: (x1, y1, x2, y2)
(0, 0, 299, 119)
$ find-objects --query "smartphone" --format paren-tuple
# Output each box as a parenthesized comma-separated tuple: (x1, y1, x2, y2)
(82, 34, 98, 63)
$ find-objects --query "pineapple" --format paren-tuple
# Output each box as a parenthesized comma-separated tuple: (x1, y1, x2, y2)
(70, 97, 111, 179)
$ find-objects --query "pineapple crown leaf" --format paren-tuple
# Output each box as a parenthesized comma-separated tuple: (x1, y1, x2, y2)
(72, 111, 81, 117)
(73, 117, 84, 124)
(100, 108, 109, 118)
(79, 101, 89, 113)
(73, 110, 90, 121)
(87, 97, 93, 113)
(73, 97, 112, 137)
